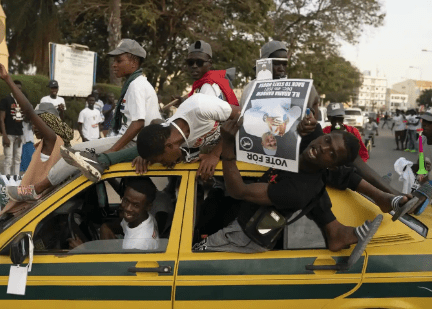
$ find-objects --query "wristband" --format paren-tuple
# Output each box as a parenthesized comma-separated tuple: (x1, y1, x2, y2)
(221, 155, 236, 161)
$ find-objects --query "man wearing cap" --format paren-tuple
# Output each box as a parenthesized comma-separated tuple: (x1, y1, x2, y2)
(323, 103, 369, 162)
(6, 39, 162, 202)
(239, 40, 289, 109)
(182, 40, 238, 106)
(0, 80, 24, 175)
(40, 80, 66, 120)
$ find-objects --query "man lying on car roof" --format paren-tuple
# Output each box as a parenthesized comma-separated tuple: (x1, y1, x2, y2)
(192, 113, 414, 256)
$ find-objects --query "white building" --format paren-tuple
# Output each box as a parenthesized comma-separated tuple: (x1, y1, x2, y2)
(392, 79, 432, 109)
(354, 72, 387, 112)
(386, 89, 408, 112)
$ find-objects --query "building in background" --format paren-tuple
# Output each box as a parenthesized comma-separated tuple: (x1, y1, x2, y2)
(392, 79, 432, 110)
(354, 71, 387, 112)
(386, 89, 408, 112)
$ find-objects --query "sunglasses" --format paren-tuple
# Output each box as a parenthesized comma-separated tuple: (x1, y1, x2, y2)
(186, 59, 209, 67)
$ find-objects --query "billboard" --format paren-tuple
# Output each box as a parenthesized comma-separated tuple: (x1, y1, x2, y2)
(49, 43, 97, 97)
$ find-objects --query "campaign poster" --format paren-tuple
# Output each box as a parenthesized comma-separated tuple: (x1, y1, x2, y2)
(236, 79, 313, 172)
(256, 59, 273, 81)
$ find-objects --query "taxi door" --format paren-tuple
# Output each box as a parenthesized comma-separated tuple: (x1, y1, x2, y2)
(0, 169, 188, 309)
(174, 171, 365, 309)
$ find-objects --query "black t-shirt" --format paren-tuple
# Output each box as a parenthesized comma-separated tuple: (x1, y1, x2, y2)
(237, 124, 363, 230)
(0, 94, 23, 135)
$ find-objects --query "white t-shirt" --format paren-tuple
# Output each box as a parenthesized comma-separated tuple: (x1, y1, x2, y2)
(167, 93, 232, 149)
(194, 83, 226, 101)
(407, 115, 419, 130)
(393, 115, 405, 131)
(40, 95, 66, 110)
(363, 122, 378, 136)
(120, 214, 159, 250)
(78, 107, 103, 140)
(22, 121, 34, 144)
(257, 69, 273, 80)
(117, 75, 162, 136)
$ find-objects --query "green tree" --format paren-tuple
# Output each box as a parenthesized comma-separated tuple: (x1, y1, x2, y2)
(63, 0, 274, 95)
(2, 0, 63, 74)
(417, 89, 432, 108)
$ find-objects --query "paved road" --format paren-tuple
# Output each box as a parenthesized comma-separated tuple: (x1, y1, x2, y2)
(365, 126, 418, 193)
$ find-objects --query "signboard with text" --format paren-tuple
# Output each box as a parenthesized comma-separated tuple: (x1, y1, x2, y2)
(236, 79, 313, 172)
(49, 43, 97, 97)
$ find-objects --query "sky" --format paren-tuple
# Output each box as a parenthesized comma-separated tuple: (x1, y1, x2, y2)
(340, 0, 432, 88)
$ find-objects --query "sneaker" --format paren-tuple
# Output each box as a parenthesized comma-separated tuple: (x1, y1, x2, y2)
(410, 149, 416, 153)
(60, 146, 109, 182)
(404, 149, 410, 152)
(6, 185, 40, 202)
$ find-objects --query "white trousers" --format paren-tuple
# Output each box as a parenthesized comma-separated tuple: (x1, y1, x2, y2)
(3, 134, 23, 175)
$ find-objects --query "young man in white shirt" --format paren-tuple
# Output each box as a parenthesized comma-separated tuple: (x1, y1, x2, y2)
(7, 39, 162, 202)
(69, 177, 159, 250)
(40, 80, 66, 120)
(78, 95, 103, 142)
(59, 94, 241, 182)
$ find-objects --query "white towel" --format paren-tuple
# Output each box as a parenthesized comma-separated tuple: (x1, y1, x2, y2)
(394, 157, 416, 194)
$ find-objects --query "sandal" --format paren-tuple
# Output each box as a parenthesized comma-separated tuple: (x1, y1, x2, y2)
(347, 215, 383, 267)
(391, 195, 419, 221)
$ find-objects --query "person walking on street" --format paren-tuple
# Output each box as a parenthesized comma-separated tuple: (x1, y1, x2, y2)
(392, 109, 406, 150)
(381, 112, 391, 129)
(40, 80, 66, 120)
(0, 80, 24, 175)
(405, 110, 419, 152)
(78, 95, 103, 142)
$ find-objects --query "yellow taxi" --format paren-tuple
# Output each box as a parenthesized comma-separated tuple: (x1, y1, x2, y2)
(1, 161, 432, 308)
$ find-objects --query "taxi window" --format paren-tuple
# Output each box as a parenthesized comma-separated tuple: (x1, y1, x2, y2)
(31, 175, 179, 255)
(194, 175, 328, 251)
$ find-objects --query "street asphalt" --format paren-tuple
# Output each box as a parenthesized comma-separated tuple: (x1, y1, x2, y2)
(365, 125, 418, 193)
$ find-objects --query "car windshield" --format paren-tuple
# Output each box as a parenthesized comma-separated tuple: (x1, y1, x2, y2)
(345, 110, 362, 116)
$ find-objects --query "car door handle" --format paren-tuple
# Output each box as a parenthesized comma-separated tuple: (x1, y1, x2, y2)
(128, 266, 172, 274)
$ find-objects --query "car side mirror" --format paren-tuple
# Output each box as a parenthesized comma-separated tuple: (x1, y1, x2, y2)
(10, 233, 30, 265)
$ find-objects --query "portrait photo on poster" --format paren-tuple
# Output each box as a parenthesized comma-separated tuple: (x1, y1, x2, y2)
(237, 79, 313, 172)
(256, 59, 273, 81)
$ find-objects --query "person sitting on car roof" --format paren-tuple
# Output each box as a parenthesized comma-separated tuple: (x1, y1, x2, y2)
(68, 177, 159, 250)
(323, 103, 369, 162)
(192, 113, 414, 254)
(59, 93, 241, 183)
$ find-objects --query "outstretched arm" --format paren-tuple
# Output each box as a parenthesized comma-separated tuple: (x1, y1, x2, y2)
(221, 114, 272, 206)
(0, 64, 57, 153)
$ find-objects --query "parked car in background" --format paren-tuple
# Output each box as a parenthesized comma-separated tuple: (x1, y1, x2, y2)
(344, 108, 365, 133)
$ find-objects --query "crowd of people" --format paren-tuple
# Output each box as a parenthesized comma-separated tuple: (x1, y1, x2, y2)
(0, 38, 430, 257)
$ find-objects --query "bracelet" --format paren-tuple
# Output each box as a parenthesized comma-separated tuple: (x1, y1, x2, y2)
(221, 155, 236, 161)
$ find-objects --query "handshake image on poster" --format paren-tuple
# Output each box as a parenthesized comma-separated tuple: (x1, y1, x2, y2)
(237, 78, 313, 172)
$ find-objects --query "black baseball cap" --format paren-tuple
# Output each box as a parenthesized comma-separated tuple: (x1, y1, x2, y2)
(47, 80, 59, 88)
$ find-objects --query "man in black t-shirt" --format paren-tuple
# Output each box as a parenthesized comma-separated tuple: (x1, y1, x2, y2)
(0, 80, 24, 175)
(194, 114, 413, 254)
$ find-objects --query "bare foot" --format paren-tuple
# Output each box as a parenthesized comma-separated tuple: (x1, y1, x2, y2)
(325, 220, 358, 252)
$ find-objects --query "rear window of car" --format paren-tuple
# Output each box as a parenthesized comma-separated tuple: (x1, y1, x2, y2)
(345, 110, 362, 116)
